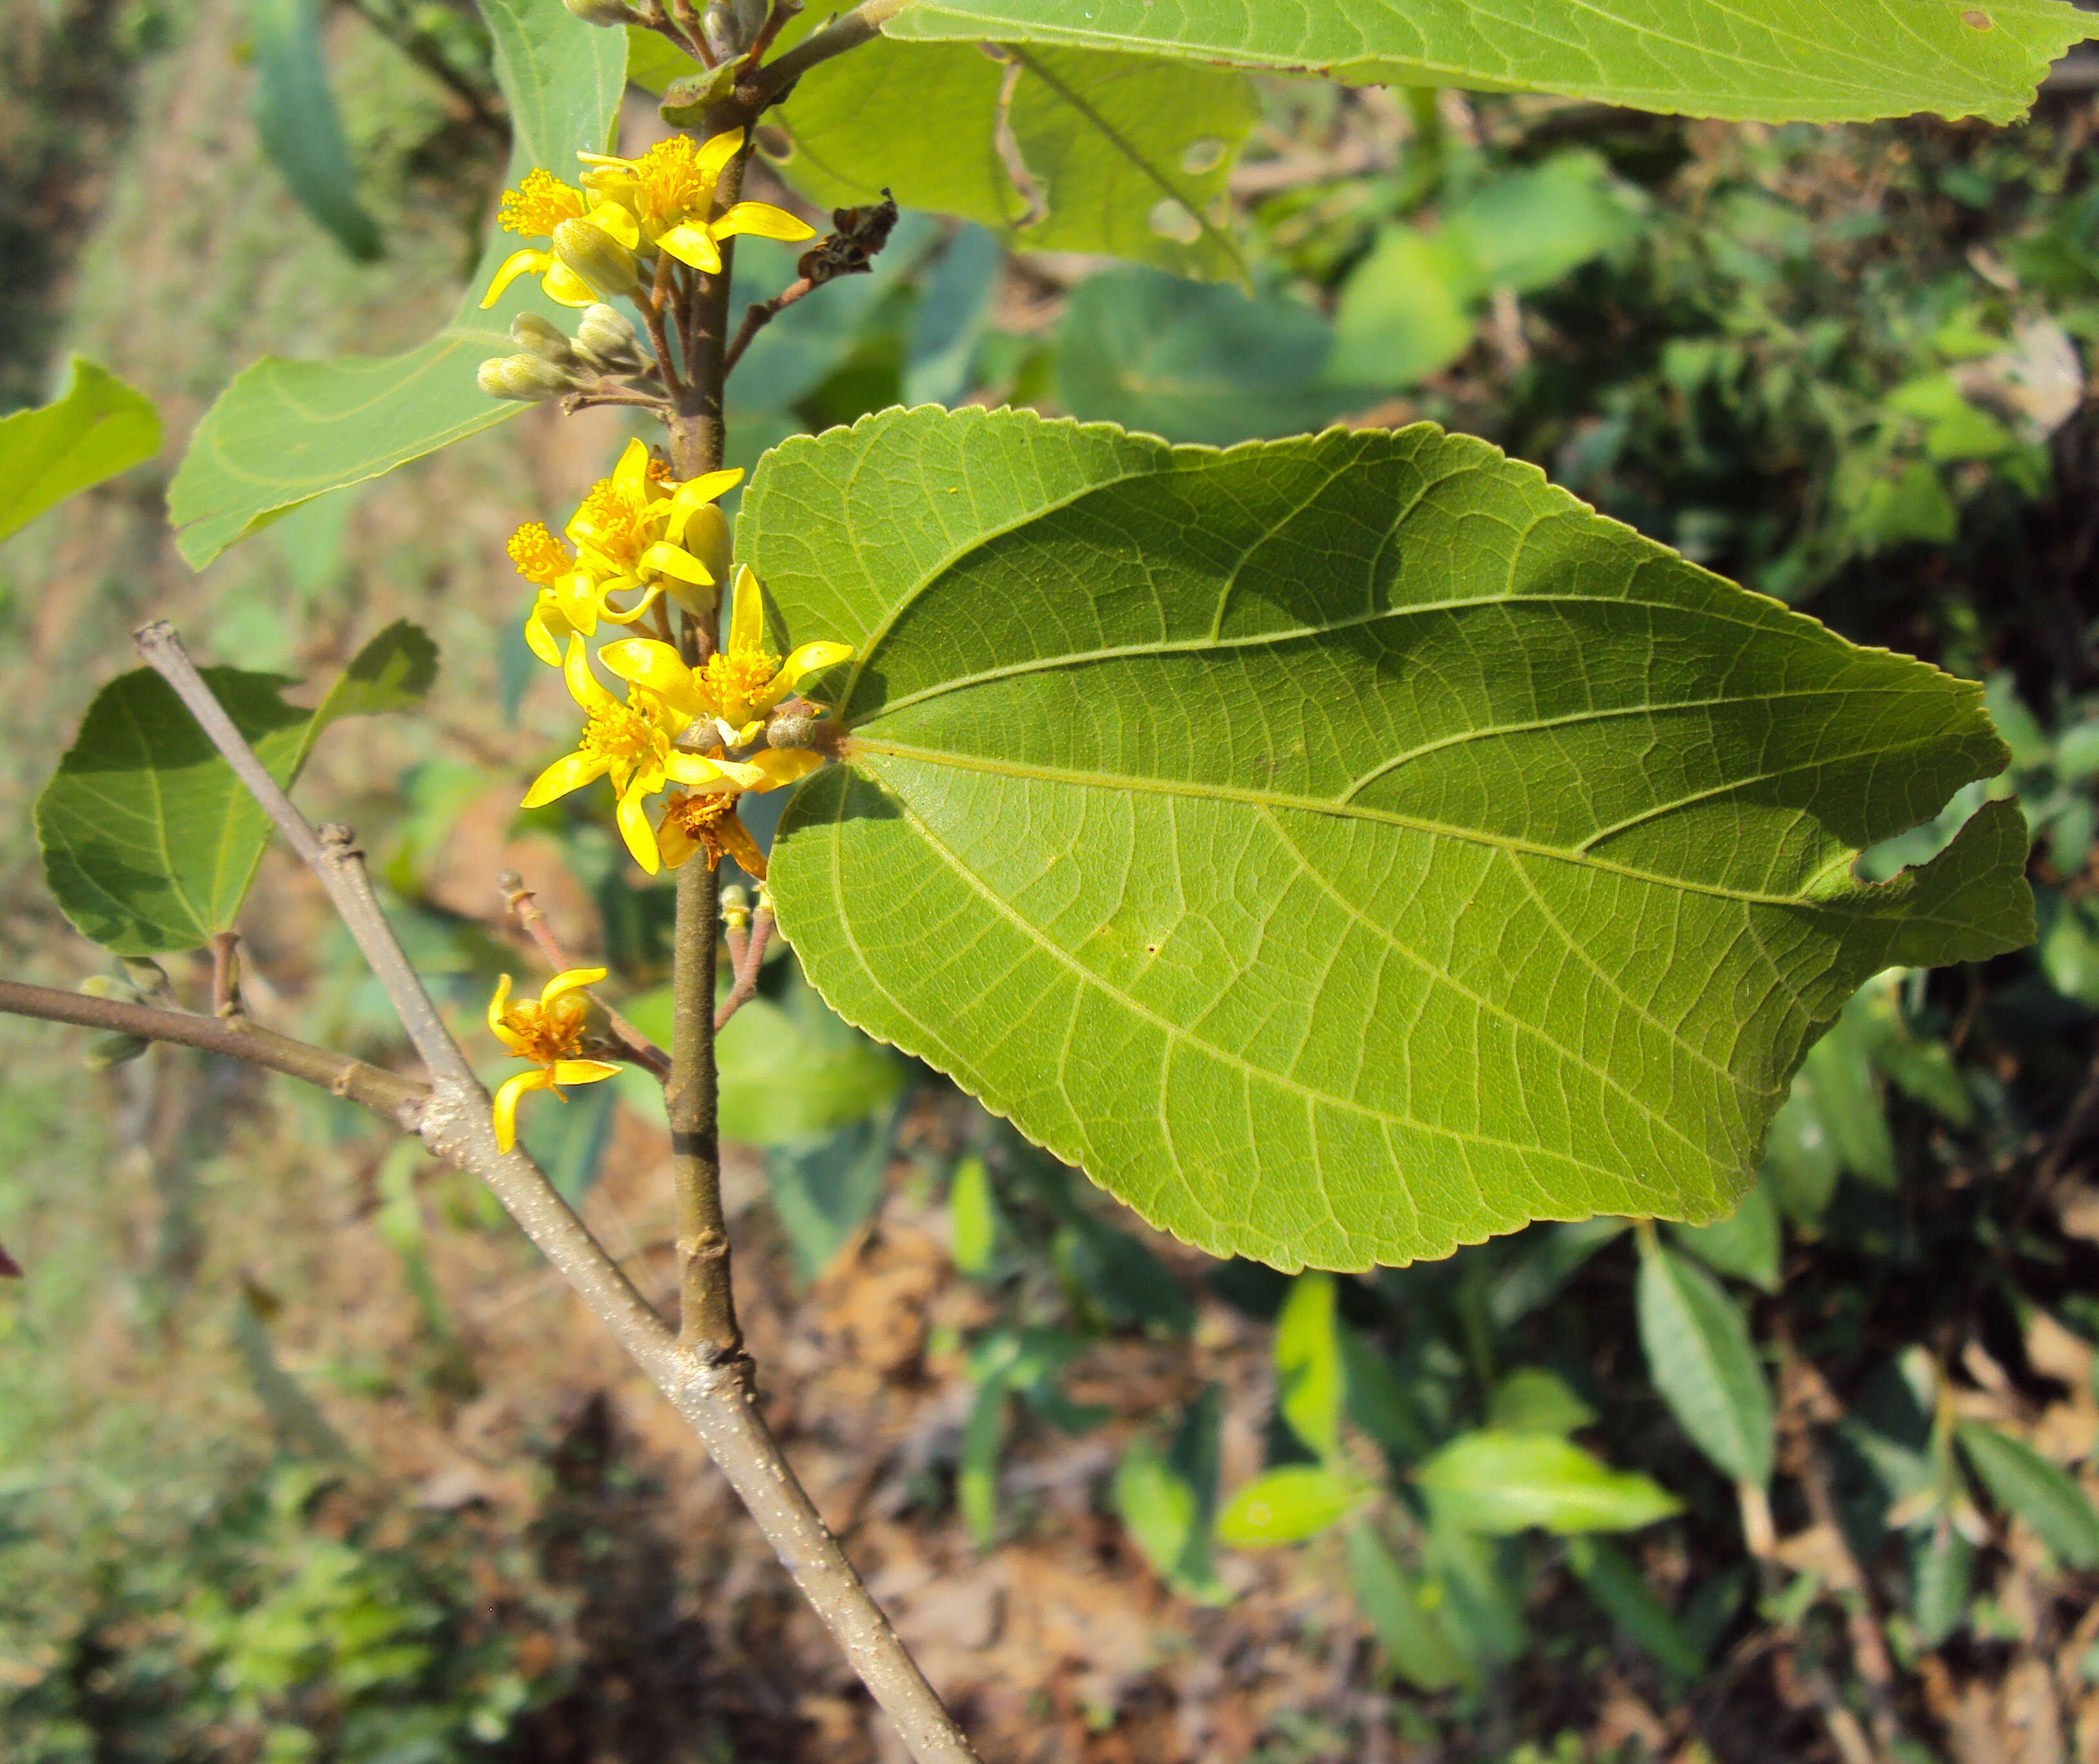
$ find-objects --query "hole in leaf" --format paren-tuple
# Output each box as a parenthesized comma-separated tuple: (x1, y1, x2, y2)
(1180, 136, 1226, 175)
(1147, 198, 1202, 245)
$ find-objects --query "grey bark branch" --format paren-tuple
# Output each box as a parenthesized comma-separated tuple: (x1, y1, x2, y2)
(122, 620, 981, 1764)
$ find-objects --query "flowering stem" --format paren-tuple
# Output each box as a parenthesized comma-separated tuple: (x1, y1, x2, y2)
(712, 901, 772, 1032)
(498, 869, 670, 1079)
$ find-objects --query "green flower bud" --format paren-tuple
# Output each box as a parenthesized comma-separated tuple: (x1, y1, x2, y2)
(477, 353, 575, 402)
(509, 311, 577, 364)
(766, 702, 820, 750)
(84, 1030, 151, 1072)
(552, 219, 642, 300)
(78, 974, 142, 1004)
(574, 302, 642, 372)
(563, 0, 636, 26)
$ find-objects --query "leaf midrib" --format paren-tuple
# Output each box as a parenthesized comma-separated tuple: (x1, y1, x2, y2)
(846, 733, 1940, 910)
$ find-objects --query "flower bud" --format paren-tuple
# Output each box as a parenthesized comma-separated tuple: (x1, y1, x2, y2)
(574, 302, 643, 371)
(509, 311, 577, 364)
(702, 1, 739, 60)
(719, 883, 752, 931)
(563, 0, 636, 26)
(552, 218, 641, 299)
(83, 1030, 151, 1072)
(79, 974, 142, 1004)
(478, 353, 576, 402)
(766, 701, 820, 750)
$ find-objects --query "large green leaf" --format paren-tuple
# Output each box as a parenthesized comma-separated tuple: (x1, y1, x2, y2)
(746, 407, 2031, 1270)
(882, 0, 2095, 126)
(632, 31, 1255, 280)
(36, 622, 439, 956)
(1635, 1229, 1775, 1487)
(0, 357, 161, 543)
(1418, 1431, 1681, 1534)
(168, 0, 626, 567)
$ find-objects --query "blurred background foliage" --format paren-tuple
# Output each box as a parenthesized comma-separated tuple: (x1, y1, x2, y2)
(2, 2, 2098, 1759)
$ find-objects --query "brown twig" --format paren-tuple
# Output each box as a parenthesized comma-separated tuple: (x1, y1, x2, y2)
(0, 978, 426, 1122)
(714, 900, 772, 1032)
(722, 277, 814, 376)
(119, 623, 980, 1764)
(497, 870, 670, 1079)
(210, 930, 244, 1019)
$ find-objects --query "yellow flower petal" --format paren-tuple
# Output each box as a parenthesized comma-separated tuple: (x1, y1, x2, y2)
(638, 540, 712, 585)
(551, 1059, 622, 1086)
(656, 810, 697, 870)
(712, 201, 817, 244)
(482, 248, 551, 309)
(552, 570, 601, 632)
(561, 634, 619, 716)
(719, 810, 769, 878)
(696, 126, 745, 181)
(587, 199, 641, 250)
(615, 784, 662, 874)
(487, 973, 518, 1044)
(613, 437, 651, 496)
(745, 746, 826, 791)
(521, 747, 611, 808)
(540, 966, 607, 1007)
(596, 582, 665, 626)
(493, 1068, 552, 1153)
(542, 261, 601, 307)
(727, 564, 765, 659)
(656, 223, 722, 273)
(663, 750, 765, 788)
(524, 600, 566, 668)
(600, 637, 690, 696)
(761, 639, 855, 710)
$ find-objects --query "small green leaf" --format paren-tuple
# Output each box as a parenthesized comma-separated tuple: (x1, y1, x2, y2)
(766, 1110, 899, 1282)
(169, 0, 625, 565)
(36, 621, 438, 956)
(1116, 1391, 1227, 1601)
(1216, 1464, 1362, 1546)
(1342, 1328, 1434, 1461)
(1276, 1272, 1346, 1461)
(1635, 1230, 1775, 1488)
(1344, 1523, 1478, 1692)
(1056, 1213, 1193, 1335)
(752, 407, 2032, 1271)
(1325, 228, 1478, 388)
(960, 1377, 1010, 1546)
(1909, 1523, 1973, 1647)
(1565, 1536, 1705, 1685)
(1956, 1420, 2099, 1569)
(1418, 1431, 1681, 1535)
(0, 357, 160, 542)
(883, 0, 2096, 126)
(1438, 153, 1646, 296)
(249, 0, 382, 260)
(948, 1153, 1000, 1275)
(1057, 267, 1361, 445)
(1486, 1367, 1597, 1436)
(1668, 1171, 1782, 1293)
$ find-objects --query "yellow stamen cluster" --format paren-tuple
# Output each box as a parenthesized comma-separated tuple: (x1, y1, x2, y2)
(507, 522, 572, 587)
(500, 168, 587, 239)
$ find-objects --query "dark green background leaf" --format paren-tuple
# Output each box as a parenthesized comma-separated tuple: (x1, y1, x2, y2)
(249, 0, 384, 261)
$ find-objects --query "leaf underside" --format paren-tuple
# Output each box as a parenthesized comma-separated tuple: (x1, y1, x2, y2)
(745, 407, 2031, 1271)
(166, 0, 626, 568)
(884, 0, 2096, 126)
(629, 30, 1256, 282)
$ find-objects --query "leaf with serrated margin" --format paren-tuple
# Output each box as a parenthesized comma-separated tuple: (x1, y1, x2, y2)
(629, 30, 1253, 280)
(746, 407, 2032, 1271)
(0, 358, 161, 543)
(37, 622, 438, 956)
(168, 0, 625, 567)
(882, 0, 2094, 126)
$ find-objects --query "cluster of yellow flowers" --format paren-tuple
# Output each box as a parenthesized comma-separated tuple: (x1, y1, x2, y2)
(477, 128, 843, 1153)
(482, 128, 812, 312)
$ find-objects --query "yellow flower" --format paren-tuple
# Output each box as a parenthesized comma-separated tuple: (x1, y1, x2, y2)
(656, 787, 770, 877)
(509, 522, 618, 668)
(577, 130, 815, 275)
(480, 168, 640, 309)
(601, 564, 853, 748)
(565, 438, 743, 618)
(486, 966, 623, 1153)
(522, 636, 765, 874)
